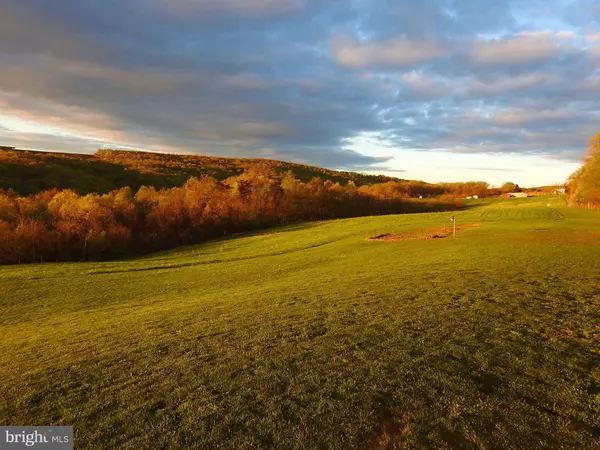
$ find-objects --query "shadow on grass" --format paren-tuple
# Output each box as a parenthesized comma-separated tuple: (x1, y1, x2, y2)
(130, 221, 324, 262)
(86, 234, 345, 275)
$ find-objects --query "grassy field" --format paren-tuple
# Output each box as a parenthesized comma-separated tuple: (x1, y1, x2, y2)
(1, 197, 600, 448)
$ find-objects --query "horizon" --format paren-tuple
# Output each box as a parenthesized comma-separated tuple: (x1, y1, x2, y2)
(0, 145, 565, 189)
(1, 1, 598, 186)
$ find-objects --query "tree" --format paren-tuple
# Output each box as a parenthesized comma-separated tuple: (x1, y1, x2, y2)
(109, 187, 138, 228)
(2, 164, 472, 264)
(568, 131, 600, 206)
(0, 219, 16, 263)
(14, 218, 53, 263)
(501, 182, 520, 194)
(48, 191, 114, 260)
(184, 176, 219, 227)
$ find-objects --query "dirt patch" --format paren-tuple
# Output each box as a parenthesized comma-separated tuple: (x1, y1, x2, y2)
(372, 412, 412, 449)
(455, 223, 482, 231)
(367, 223, 482, 242)
(368, 232, 448, 242)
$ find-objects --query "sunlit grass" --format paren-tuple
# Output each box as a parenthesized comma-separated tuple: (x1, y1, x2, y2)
(1, 197, 599, 448)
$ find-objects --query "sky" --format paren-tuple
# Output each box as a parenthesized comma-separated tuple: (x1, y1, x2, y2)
(0, 1, 599, 187)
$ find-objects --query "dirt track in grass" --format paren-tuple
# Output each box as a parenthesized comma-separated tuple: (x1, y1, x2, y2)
(367, 223, 482, 242)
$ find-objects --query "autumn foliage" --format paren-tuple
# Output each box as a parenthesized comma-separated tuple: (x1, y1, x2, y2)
(568, 132, 600, 208)
(0, 147, 503, 264)
(0, 148, 404, 196)
(0, 165, 478, 264)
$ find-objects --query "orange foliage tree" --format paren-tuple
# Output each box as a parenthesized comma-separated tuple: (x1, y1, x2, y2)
(0, 169, 483, 264)
(568, 132, 600, 208)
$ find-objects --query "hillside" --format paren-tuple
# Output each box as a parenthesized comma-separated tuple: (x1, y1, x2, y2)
(0, 147, 403, 196)
(2, 197, 600, 448)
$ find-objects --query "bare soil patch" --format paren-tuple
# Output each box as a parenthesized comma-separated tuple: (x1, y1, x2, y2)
(371, 412, 412, 449)
(367, 223, 482, 242)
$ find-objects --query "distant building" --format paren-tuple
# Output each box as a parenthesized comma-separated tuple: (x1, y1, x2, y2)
(555, 188, 566, 195)
(473, 195, 479, 199)
(0, 145, 16, 151)
(508, 192, 528, 198)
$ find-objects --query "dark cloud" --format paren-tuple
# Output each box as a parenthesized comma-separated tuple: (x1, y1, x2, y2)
(375, 168, 406, 173)
(0, 0, 597, 173)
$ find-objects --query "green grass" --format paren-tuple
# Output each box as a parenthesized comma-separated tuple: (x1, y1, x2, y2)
(1, 197, 600, 448)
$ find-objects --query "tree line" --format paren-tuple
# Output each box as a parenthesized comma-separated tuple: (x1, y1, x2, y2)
(0, 166, 480, 264)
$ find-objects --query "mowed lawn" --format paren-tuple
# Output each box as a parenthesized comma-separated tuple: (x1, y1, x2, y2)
(1, 197, 600, 448)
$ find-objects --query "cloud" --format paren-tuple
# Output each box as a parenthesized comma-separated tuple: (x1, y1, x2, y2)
(544, 149, 587, 162)
(0, 132, 123, 155)
(401, 72, 446, 98)
(489, 108, 583, 126)
(470, 31, 573, 66)
(462, 167, 520, 172)
(0, 0, 598, 180)
(147, 0, 308, 19)
(0, 3, 101, 61)
(469, 73, 560, 96)
(375, 168, 406, 173)
(586, 34, 600, 62)
(332, 35, 445, 69)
